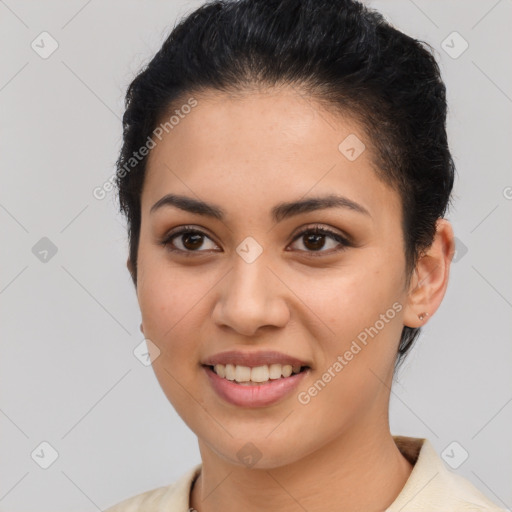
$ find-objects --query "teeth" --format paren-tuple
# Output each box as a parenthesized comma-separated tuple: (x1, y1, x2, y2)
(282, 364, 292, 378)
(225, 364, 236, 381)
(235, 365, 251, 382)
(250, 365, 269, 383)
(269, 363, 282, 379)
(214, 364, 226, 378)
(211, 363, 304, 383)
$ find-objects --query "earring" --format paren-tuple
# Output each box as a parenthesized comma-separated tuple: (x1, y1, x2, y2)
(418, 312, 429, 321)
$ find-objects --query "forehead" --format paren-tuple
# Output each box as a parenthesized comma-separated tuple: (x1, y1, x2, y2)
(142, 87, 401, 224)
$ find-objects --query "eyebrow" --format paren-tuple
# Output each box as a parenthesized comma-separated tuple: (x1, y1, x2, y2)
(150, 193, 371, 222)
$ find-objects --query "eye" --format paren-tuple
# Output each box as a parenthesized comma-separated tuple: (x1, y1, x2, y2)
(160, 226, 219, 255)
(288, 224, 350, 256)
(160, 224, 351, 257)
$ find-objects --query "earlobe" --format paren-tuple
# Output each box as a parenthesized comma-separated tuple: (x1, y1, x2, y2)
(403, 219, 455, 328)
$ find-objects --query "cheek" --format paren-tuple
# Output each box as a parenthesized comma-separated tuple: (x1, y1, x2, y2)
(137, 251, 205, 336)
(292, 262, 403, 334)
(290, 258, 406, 392)
(136, 257, 210, 414)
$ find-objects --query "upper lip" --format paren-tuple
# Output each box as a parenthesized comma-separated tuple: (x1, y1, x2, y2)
(202, 350, 311, 368)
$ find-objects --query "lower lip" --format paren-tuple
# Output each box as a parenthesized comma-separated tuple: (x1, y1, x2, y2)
(203, 365, 310, 408)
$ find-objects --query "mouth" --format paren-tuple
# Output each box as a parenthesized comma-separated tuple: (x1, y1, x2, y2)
(201, 350, 312, 406)
(203, 363, 310, 385)
(202, 363, 311, 407)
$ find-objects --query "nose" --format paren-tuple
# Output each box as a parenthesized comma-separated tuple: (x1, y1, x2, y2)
(211, 254, 290, 337)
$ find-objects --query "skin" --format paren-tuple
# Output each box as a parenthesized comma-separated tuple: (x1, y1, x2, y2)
(127, 86, 455, 512)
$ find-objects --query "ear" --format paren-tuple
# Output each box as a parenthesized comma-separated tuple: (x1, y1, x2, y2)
(403, 219, 455, 328)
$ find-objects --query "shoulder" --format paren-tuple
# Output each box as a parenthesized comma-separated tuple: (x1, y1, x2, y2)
(388, 436, 506, 512)
(103, 463, 202, 512)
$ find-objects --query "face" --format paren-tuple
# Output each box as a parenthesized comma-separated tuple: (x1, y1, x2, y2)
(134, 87, 412, 468)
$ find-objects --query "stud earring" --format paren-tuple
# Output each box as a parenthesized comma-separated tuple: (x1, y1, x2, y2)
(418, 312, 429, 321)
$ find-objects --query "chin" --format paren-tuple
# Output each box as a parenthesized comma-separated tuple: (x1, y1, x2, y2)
(200, 431, 314, 471)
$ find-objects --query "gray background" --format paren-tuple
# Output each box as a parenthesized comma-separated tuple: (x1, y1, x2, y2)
(1, 0, 511, 510)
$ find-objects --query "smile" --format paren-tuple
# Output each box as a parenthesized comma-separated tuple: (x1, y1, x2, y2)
(209, 363, 307, 384)
(203, 364, 310, 407)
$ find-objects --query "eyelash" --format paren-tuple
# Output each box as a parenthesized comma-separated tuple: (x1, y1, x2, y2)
(159, 224, 351, 258)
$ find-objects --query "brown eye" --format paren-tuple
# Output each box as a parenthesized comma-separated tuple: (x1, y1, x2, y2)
(160, 224, 350, 257)
(161, 227, 219, 254)
(302, 232, 328, 251)
(180, 232, 205, 250)
(289, 226, 350, 256)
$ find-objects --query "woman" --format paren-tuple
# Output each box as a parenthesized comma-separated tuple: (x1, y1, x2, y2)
(105, 0, 505, 510)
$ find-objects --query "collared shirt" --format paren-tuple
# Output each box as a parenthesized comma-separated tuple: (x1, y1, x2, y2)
(104, 436, 506, 511)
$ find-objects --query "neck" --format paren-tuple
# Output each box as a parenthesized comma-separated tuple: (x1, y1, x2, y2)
(190, 424, 414, 512)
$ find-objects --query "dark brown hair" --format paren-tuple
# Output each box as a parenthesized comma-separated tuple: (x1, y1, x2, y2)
(114, 0, 455, 370)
